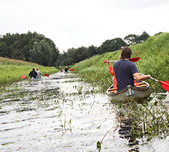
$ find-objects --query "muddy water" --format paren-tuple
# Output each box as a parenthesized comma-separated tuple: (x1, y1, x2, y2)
(0, 72, 169, 152)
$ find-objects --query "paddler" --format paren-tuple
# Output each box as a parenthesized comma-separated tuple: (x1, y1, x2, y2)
(113, 47, 151, 91)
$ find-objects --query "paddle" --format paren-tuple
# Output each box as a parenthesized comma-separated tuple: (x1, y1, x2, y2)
(140, 73, 169, 92)
(129, 57, 140, 62)
(21, 75, 27, 79)
(44, 74, 49, 77)
(107, 57, 140, 63)
(104, 57, 140, 63)
(69, 69, 75, 71)
(149, 77, 169, 92)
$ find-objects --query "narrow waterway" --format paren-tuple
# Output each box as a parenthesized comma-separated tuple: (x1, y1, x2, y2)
(0, 72, 169, 152)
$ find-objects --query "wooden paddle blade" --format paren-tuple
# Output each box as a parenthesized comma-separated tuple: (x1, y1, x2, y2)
(129, 57, 140, 62)
(160, 81, 169, 92)
(44, 74, 49, 77)
(69, 69, 75, 71)
(21, 75, 27, 79)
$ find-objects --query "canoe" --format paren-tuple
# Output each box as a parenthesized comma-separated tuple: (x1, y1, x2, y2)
(30, 76, 42, 81)
(106, 80, 151, 103)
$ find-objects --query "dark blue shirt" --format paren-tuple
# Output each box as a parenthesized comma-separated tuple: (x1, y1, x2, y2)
(113, 60, 138, 91)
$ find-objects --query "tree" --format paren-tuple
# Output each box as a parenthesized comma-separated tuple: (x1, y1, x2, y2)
(0, 41, 8, 57)
(0, 32, 59, 66)
(29, 38, 59, 66)
(98, 38, 126, 54)
(124, 31, 150, 46)
(138, 31, 150, 43)
(124, 34, 138, 46)
(87, 45, 97, 57)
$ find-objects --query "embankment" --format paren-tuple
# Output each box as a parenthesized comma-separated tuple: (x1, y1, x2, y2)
(72, 32, 169, 92)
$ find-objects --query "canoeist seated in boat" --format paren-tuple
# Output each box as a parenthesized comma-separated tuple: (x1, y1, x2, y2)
(28, 68, 37, 79)
(113, 47, 151, 92)
(36, 68, 42, 79)
(64, 66, 69, 73)
(106, 56, 141, 93)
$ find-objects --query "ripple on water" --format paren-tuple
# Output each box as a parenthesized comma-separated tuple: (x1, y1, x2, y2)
(0, 72, 169, 152)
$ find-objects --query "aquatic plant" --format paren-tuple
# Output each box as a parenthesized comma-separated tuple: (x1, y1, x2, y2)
(114, 99, 169, 144)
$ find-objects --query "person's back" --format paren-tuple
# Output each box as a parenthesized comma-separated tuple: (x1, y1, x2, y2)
(29, 68, 37, 79)
(113, 47, 151, 92)
(36, 69, 41, 78)
(113, 60, 138, 91)
(64, 67, 69, 73)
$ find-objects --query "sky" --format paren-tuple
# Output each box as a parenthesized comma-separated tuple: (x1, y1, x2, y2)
(0, 0, 169, 52)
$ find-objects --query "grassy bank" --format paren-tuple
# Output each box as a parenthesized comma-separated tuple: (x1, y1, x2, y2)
(72, 33, 169, 92)
(0, 57, 58, 86)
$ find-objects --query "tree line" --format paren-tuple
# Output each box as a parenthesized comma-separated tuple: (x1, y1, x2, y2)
(0, 31, 150, 66)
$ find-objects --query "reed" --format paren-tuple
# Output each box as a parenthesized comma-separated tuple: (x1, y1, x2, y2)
(114, 99, 169, 143)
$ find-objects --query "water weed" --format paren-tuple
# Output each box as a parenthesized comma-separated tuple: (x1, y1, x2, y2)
(114, 100, 169, 144)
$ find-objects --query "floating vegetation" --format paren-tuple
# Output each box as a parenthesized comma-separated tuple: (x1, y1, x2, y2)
(2, 142, 15, 146)
(114, 99, 169, 145)
(77, 86, 83, 94)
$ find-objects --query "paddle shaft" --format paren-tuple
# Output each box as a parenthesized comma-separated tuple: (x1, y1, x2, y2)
(150, 77, 169, 86)
(140, 73, 169, 91)
(150, 77, 159, 82)
(140, 74, 159, 83)
(109, 57, 140, 63)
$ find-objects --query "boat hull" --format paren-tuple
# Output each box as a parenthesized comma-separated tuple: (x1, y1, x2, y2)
(30, 76, 42, 81)
(106, 81, 150, 103)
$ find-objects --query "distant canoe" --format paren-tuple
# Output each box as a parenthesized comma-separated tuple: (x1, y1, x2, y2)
(106, 81, 151, 103)
(30, 76, 42, 81)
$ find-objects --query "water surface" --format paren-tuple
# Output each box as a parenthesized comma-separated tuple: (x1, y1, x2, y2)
(0, 72, 169, 152)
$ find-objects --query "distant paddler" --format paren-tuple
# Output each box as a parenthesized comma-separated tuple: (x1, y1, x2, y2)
(28, 68, 37, 79)
(36, 68, 42, 79)
(64, 66, 69, 73)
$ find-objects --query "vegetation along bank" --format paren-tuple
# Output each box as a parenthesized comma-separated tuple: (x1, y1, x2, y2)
(0, 57, 57, 86)
(71, 33, 169, 93)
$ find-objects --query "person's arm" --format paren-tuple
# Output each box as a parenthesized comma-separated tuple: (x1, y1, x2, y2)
(133, 72, 151, 81)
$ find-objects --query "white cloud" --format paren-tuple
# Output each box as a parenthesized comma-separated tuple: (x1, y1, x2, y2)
(104, 0, 169, 9)
(0, 0, 169, 51)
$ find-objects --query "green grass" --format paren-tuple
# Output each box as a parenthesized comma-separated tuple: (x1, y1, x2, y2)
(0, 57, 58, 86)
(72, 32, 169, 92)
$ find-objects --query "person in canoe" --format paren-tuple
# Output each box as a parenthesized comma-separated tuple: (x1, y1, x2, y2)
(113, 46, 151, 92)
(28, 68, 37, 79)
(36, 68, 42, 79)
(64, 66, 69, 73)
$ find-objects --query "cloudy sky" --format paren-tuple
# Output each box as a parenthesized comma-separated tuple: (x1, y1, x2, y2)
(0, 0, 169, 52)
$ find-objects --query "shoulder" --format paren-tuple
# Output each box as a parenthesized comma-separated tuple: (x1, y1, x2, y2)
(113, 60, 120, 67)
(126, 60, 136, 66)
(114, 60, 121, 65)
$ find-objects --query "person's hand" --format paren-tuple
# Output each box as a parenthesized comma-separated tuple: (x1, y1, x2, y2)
(108, 62, 111, 66)
(146, 75, 151, 79)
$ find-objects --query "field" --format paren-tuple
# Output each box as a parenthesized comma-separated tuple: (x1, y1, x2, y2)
(0, 57, 57, 86)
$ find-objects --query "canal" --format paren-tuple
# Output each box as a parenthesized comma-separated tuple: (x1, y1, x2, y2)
(0, 72, 169, 152)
